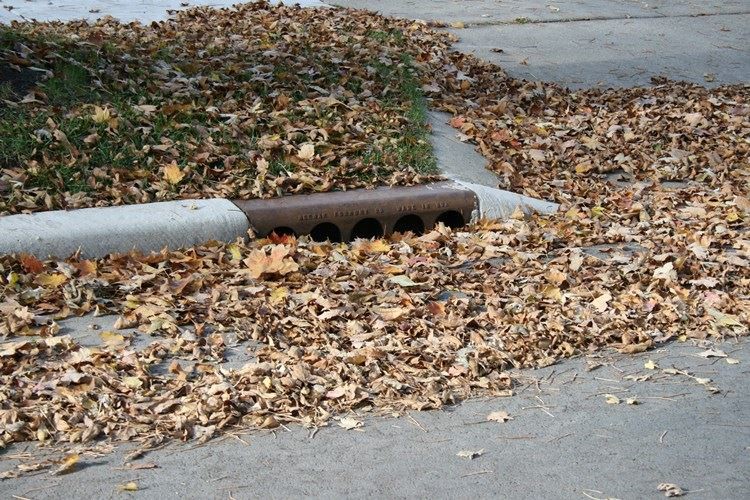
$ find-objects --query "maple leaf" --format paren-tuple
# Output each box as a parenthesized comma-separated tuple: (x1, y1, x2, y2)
(20, 254, 44, 274)
(34, 273, 67, 288)
(243, 245, 299, 279)
(163, 161, 185, 185)
(91, 106, 111, 124)
(297, 143, 315, 160)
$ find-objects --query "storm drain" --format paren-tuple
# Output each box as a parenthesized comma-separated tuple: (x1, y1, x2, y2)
(233, 181, 477, 242)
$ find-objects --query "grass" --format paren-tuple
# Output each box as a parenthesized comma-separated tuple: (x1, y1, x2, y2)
(361, 54, 437, 176)
(0, 12, 439, 213)
(42, 62, 94, 107)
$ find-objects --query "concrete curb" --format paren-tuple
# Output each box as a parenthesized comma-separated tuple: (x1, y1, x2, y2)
(456, 181, 559, 220)
(0, 199, 249, 259)
(0, 183, 558, 259)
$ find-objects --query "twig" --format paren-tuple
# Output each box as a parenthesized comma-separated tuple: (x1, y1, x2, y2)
(407, 414, 427, 433)
(229, 433, 250, 446)
(496, 435, 535, 440)
(641, 393, 689, 401)
(460, 470, 493, 478)
(521, 404, 555, 418)
(546, 433, 573, 443)
(582, 491, 607, 500)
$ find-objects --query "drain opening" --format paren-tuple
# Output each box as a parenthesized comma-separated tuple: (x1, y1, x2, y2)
(393, 214, 425, 236)
(350, 218, 384, 240)
(310, 222, 342, 243)
(269, 226, 296, 237)
(435, 210, 465, 229)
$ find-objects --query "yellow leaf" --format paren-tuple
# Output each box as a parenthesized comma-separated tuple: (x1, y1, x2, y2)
(163, 161, 185, 185)
(270, 286, 288, 303)
(100, 331, 126, 348)
(604, 394, 621, 404)
(123, 376, 143, 389)
(228, 243, 242, 262)
(575, 162, 593, 174)
(91, 106, 111, 124)
(35, 273, 67, 288)
(644, 359, 658, 370)
(51, 453, 79, 475)
(119, 481, 139, 492)
(541, 285, 563, 302)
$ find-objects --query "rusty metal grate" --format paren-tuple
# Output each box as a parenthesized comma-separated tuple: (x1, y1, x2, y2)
(232, 181, 478, 242)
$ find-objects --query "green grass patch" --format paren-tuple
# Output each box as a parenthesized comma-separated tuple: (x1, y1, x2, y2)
(42, 62, 94, 107)
(361, 54, 437, 176)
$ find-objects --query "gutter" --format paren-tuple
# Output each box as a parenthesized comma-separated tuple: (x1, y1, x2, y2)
(0, 181, 558, 259)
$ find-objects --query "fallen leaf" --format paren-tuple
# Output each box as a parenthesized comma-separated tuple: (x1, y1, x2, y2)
(297, 143, 315, 160)
(695, 348, 727, 358)
(119, 481, 139, 492)
(708, 309, 743, 329)
(591, 292, 612, 312)
(163, 161, 185, 185)
(20, 254, 44, 274)
(389, 275, 418, 287)
(456, 449, 484, 459)
(100, 331, 126, 348)
(50, 454, 79, 475)
(486, 411, 513, 423)
(644, 359, 658, 370)
(91, 106, 111, 124)
(338, 416, 363, 430)
(658, 483, 685, 497)
(604, 394, 621, 404)
(35, 273, 67, 288)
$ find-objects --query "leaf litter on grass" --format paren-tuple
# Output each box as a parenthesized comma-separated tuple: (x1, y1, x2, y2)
(0, 0, 748, 478)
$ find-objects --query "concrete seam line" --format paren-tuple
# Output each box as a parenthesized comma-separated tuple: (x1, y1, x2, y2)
(0, 199, 250, 260)
(454, 181, 560, 221)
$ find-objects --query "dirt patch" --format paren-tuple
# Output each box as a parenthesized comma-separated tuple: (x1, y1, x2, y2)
(0, 62, 39, 100)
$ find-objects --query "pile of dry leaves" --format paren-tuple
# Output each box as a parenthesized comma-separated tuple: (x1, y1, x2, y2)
(0, 0, 748, 473)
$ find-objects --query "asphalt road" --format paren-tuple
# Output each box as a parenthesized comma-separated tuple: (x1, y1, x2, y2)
(2, 315, 748, 499)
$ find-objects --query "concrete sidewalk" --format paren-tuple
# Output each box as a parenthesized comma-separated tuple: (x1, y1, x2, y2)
(334, 0, 750, 88)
